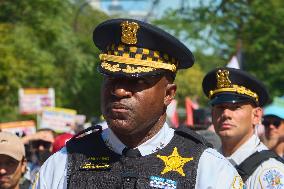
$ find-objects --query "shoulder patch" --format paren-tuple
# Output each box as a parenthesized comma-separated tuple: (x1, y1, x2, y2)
(259, 168, 284, 189)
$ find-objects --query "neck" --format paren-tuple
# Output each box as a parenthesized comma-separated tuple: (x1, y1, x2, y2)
(272, 142, 284, 157)
(221, 131, 254, 157)
(115, 114, 166, 148)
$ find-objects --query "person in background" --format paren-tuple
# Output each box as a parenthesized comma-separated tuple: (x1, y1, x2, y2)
(202, 67, 284, 188)
(21, 128, 55, 182)
(0, 132, 30, 189)
(263, 97, 284, 158)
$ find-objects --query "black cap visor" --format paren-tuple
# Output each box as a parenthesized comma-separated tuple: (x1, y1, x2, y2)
(209, 93, 258, 106)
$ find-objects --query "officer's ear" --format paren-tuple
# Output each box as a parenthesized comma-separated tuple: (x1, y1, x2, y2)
(164, 83, 176, 106)
(252, 106, 263, 126)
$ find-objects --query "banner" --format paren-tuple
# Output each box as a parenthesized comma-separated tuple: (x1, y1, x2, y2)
(40, 107, 77, 132)
(19, 88, 55, 115)
(0, 120, 36, 136)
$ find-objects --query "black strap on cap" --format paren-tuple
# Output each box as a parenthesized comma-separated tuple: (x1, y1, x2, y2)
(236, 150, 284, 182)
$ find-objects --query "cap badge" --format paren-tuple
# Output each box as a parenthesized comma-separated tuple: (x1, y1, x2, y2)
(216, 69, 232, 88)
(121, 21, 139, 45)
(209, 69, 259, 103)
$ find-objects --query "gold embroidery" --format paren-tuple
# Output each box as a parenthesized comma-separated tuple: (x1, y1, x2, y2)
(81, 162, 110, 169)
(121, 21, 139, 45)
(99, 54, 176, 72)
(157, 147, 193, 177)
(209, 69, 259, 102)
(232, 175, 244, 189)
(122, 65, 155, 73)
(217, 69, 232, 88)
(101, 62, 121, 72)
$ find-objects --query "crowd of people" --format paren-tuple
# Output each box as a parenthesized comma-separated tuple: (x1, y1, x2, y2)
(1, 18, 284, 189)
(0, 129, 74, 189)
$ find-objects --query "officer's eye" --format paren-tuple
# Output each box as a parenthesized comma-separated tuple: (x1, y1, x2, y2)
(137, 79, 146, 85)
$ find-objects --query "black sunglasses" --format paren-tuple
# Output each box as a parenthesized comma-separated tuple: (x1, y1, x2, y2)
(262, 119, 281, 128)
(31, 140, 52, 149)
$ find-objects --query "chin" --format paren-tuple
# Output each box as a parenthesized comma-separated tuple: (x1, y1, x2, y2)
(108, 119, 135, 134)
(217, 130, 234, 139)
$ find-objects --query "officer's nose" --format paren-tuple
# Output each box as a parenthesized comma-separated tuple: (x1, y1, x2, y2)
(221, 108, 232, 119)
(111, 81, 132, 98)
(0, 166, 7, 175)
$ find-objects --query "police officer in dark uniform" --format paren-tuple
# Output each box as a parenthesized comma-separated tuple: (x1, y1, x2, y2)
(202, 67, 284, 188)
(33, 19, 243, 189)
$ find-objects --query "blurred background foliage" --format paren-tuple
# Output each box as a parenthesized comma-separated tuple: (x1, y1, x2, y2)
(155, 0, 284, 106)
(0, 0, 283, 122)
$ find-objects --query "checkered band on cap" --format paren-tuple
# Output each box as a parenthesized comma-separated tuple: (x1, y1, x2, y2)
(99, 44, 178, 74)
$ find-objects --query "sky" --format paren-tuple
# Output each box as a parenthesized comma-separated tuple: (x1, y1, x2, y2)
(93, 0, 213, 54)
(98, 0, 182, 19)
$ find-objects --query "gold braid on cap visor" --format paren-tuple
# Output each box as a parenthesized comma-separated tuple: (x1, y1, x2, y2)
(209, 84, 259, 103)
(99, 44, 177, 73)
(99, 54, 176, 72)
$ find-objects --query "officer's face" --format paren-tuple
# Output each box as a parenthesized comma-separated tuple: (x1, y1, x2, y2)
(101, 75, 175, 136)
(211, 102, 262, 144)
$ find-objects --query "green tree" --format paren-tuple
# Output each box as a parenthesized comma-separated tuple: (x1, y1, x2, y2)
(155, 0, 284, 99)
(0, 0, 109, 122)
(175, 63, 205, 107)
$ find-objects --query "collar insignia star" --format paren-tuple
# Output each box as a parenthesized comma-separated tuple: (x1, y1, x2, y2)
(157, 147, 193, 176)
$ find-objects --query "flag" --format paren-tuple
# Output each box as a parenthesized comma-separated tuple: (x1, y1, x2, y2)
(185, 97, 194, 127)
(166, 99, 179, 128)
(226, 55, 240, 69)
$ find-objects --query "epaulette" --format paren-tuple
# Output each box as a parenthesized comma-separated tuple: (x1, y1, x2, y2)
(66, 125, 103, 153)
(70, 124, 102, 140)
(174, 125, 213, 148)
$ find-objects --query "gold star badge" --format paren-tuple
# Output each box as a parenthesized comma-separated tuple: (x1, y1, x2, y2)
(157, 147, 193, 176)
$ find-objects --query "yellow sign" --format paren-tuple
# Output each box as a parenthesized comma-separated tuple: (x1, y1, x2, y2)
(157, 147, 193, 177)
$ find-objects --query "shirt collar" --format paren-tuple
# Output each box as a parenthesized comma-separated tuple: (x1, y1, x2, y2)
(101, 122, 174, 156)
(228, 134, 261, 165)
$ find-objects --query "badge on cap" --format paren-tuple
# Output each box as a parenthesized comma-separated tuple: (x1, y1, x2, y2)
(208, 69, 259, 102)
(157, 147, 193, 177)
(216, 69, 232, 88)
(120, 21, 139, 45)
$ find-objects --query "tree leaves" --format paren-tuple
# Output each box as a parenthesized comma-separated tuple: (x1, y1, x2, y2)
(0, 0, 109, 122)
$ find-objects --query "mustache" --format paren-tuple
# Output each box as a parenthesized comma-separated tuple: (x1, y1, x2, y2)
(107, 102, 132, 111)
